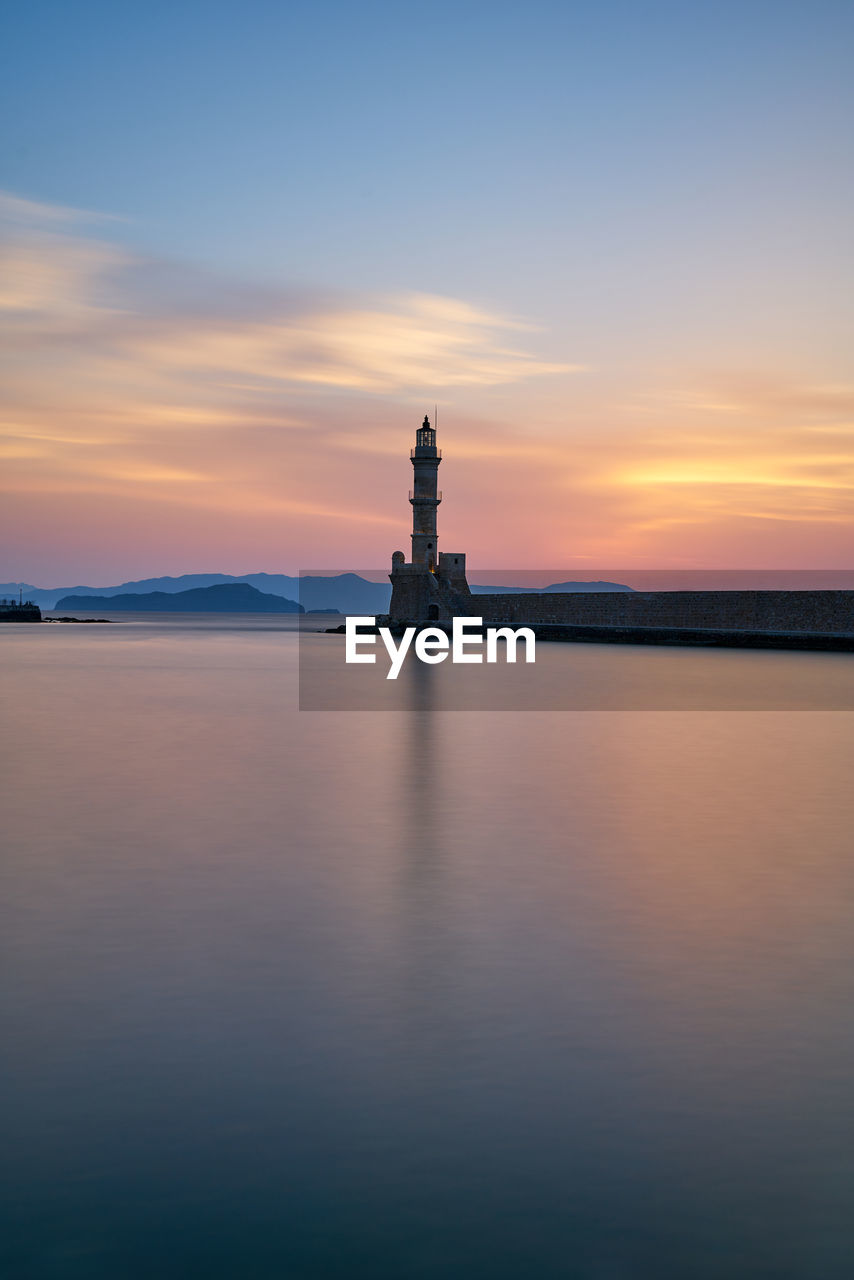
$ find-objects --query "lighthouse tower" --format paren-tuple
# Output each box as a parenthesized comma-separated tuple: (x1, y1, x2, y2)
(410, 415, 441, 570)
(388, 414, 470, 621)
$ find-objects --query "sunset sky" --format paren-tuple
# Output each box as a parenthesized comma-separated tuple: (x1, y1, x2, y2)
(2, 0, 852, 583)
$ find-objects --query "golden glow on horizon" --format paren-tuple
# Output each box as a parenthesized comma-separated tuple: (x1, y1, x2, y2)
(616, 462, 854, 490)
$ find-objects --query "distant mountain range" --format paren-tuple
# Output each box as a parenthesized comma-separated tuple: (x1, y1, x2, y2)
(55, 583, 305, 613)
(4, 572, 633, 613)
(7, 573, 390, 612)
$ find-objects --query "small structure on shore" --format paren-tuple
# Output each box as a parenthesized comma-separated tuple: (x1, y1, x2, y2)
(0, 592, 41, 623)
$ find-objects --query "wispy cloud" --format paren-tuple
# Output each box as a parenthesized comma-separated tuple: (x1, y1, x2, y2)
(0, 191, 125, 227)
(0, 192, 573, 395)
(122, 293, 573, 392)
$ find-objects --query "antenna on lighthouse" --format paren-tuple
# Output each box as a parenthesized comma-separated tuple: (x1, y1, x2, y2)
(434, 403, 438, 433)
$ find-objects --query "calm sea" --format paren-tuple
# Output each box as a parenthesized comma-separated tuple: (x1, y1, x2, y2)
(3, 615, 854, 1278)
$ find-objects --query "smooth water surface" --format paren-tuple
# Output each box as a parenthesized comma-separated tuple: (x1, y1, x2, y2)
(3, 618, 854, 1277)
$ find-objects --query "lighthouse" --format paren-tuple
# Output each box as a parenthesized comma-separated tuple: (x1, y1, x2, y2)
(409, 415, 441, 570)
(388, 414, 470, 621)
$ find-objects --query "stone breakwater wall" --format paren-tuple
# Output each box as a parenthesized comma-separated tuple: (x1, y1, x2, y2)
(464, 591, 854, 634)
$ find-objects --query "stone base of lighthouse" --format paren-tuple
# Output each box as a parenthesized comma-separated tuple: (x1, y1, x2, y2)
(388, 551, 471, 622)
